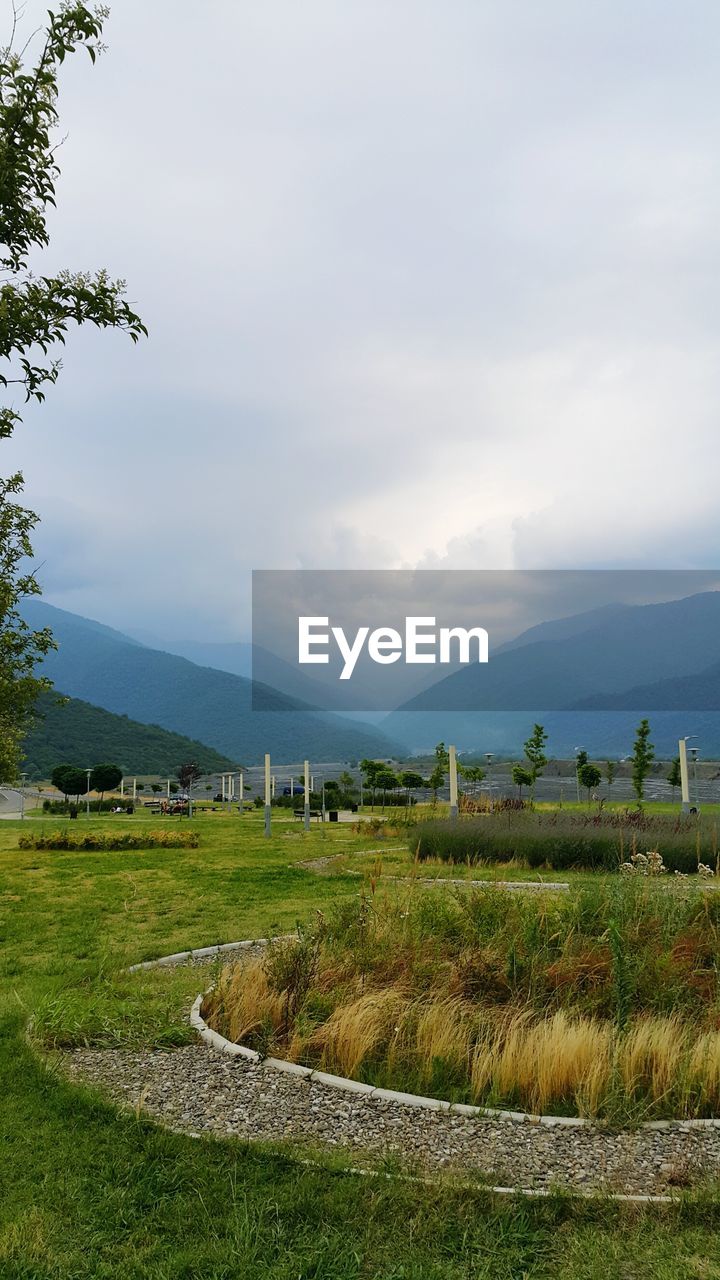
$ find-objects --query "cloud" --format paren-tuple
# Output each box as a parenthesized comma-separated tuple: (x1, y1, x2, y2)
(5, 0, 720, 638)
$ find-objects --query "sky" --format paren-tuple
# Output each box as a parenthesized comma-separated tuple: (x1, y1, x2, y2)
(5, 0, 720, 641)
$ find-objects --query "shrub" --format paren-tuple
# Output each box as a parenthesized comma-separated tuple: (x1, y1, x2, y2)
(17, 828, 199, 851)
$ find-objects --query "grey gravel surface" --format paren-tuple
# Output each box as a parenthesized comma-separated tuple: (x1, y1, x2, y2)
(62, 1040, 720, 1194)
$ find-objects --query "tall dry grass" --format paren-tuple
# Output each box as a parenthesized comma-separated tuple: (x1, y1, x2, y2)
(203, 880, 720, 1118)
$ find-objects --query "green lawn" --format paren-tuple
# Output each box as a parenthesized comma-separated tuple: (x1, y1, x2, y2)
(3, 809, 720, 1278)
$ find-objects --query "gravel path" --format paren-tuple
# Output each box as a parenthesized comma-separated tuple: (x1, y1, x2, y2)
(62, 1040, 720, 1195)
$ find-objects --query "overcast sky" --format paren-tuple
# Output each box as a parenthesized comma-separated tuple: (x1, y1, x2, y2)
(6, 1, 720, 640)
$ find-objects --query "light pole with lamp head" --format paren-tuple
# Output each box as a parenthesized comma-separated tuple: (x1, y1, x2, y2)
(485, 753, 493, 807)
(85, 768, 92, 817)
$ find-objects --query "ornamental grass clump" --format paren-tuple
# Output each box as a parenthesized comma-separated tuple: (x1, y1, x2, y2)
(412, 812, 720, 875)
(202, 878, 720, 1118)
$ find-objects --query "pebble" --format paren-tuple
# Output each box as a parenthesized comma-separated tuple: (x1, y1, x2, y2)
(62, 1041, 719, 1194)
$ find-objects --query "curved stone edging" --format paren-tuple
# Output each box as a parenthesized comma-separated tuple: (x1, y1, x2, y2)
(135, 938, 720, 1134)
(128, 938, 270, 973)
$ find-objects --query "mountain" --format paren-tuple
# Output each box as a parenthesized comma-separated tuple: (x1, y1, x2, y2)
(572, 661, 720, 711)
(22, 693, 235, 778)
(126, 636, 253, 679)
(392, 592, 720, 713)
(384, 591, 720, 756)
(22, 601, 403, 763)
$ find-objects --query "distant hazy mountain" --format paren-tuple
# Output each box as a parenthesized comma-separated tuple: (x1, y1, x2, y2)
(572, 661, 720, 711)
(393, 592, 720, 714)
(384, 591, 720, 756)
(23, 601, 404, 764)
(127, 635, 253, 679)
(23, 692, 235, 778)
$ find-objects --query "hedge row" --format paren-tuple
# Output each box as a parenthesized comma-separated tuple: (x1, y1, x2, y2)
(17, 829, 200, 851)
(410, 814, 713, 874)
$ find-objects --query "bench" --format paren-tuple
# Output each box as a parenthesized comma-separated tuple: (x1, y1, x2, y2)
(293, 809, 322, 821)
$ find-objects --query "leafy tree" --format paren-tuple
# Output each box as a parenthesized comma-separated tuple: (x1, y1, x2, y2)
(177, 760, 203, 792)
(399, 770, 424, 806)
(605, 760, 617, 791)
(338, 770, 356, 794)
(50, 764, 88, 803)
(426, 763, 443, 805)
(0, 6, 145, 782)
(459, 763, 485, 795)
(374, 768, 398, 810)
(169, 783, 179, 795)
(511, 764, 533, 799)
(631, 718, 655, 803)
(667, 756, 682, 797)
(523, 723, 548, 800)
(150, 783, 162, 795)
(360, 758, 385, 809)
(89, 762, 122, 803)
(578, 762, 601, 805)
(51, 762, 76, 801)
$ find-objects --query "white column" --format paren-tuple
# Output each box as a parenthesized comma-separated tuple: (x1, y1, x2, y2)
(449, 744, 459, 820)
(133, 777, 137, 801)
(264, 753, 271, 837)
(120, 777, 124, 798)
(304, 759, 310, 832)
(679, 738, 690, 813)
(239, 771, 244, 815)
(271, 774, 276, 799)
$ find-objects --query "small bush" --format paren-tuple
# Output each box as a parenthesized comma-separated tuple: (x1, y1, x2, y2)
(17, 828, 199, 851)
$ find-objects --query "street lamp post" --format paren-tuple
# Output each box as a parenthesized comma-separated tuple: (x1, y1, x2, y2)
(304, 759, 310, 832)
(485, 753, 493, 808)
(85, 768, 92, 817)
(19, 772, 27, 821)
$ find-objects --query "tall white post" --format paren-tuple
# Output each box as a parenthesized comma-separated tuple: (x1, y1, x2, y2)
(264, 753, 272, 837)
(679, 738, 690, 814)
(271, 774, 276, 799)
(304, 759, 310, 832)
(221, 774, 226, 802)
(133, 777, 137, 801)
(239, 771, 244, 815)
(449, 745, 459, 820)
(120, 777, 125, 799)
(166, 778, 171, 799)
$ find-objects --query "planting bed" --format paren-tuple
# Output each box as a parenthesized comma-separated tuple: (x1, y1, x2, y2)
(203, 880, 720, 1121)
(412, 811, 720, 875)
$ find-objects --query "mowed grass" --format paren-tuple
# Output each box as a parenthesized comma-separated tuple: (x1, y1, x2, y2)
(2, 810, 720, 1277)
